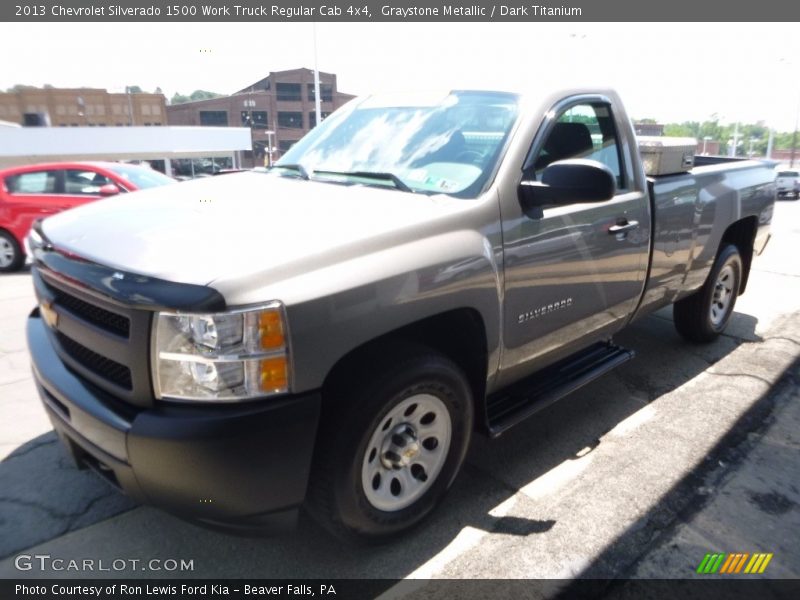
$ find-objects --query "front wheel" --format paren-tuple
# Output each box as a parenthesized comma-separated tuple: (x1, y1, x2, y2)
(305, 345, 473, 541)
(673, 244, 742, 343)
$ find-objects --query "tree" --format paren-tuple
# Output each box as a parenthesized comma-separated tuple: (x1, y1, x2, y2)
(170, 92, 189, 105)
(5, 84, 38, 92)
(663, 122, 698, 137)
(126, 85, 143, 94)
(189, 90, 223, 101)
(170, 90, 224, 105)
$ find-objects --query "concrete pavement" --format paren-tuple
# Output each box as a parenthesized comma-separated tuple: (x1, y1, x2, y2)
(0, 200, 798, 589)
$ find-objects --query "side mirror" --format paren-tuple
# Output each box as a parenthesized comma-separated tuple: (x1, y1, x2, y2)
(519, 159, 616, 214)
(98, 183, 121, 197)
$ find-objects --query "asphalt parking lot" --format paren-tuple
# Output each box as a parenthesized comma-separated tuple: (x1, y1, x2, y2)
(0, 200, 798, 591)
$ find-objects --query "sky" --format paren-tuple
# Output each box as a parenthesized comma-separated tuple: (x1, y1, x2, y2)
(1, 22, 799, 131)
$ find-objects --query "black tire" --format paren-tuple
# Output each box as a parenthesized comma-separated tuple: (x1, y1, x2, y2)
(305, 343, 473, 542)
(673, 244, 742, 343)
(0, 230, 24, 273)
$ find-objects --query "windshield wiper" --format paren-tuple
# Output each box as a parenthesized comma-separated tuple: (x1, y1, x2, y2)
(268, 163, 310, 180)
(312, 170, 413, 193)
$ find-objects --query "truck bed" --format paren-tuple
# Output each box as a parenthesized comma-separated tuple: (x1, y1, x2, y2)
(639, 159, 776, 316)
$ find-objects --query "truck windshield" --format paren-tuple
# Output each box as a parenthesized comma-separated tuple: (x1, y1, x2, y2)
(107, 164, 176, 189)
(275, 90, 519, 198)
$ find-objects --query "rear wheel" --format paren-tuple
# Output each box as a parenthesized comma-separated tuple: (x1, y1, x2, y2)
(0, 231, 24, 273)
(673, 244, 742, 343)
(305, 344, 473, 541)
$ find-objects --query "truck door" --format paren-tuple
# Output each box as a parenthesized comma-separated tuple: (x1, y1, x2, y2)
(498, 97, 650, 386)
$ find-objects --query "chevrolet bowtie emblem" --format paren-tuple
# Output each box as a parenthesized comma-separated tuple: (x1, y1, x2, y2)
(40, 300, 59, 329)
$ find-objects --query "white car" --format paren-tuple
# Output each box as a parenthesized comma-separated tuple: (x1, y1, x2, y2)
(775, 169, 800, 198)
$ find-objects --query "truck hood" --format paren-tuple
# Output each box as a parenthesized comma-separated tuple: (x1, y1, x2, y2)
(41, 171, 473, 289)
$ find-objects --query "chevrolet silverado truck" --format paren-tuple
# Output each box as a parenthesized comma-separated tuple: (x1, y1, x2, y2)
(26, 89, 775, 540)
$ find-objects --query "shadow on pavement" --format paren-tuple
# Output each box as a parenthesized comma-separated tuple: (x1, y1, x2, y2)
(561, 337, 799, 597)
(0, 432, 136, 558)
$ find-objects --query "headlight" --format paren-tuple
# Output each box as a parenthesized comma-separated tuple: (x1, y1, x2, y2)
(152, 302, 290, 402)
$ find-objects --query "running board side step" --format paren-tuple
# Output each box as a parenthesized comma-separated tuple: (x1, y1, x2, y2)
(486, 342, 634, 438)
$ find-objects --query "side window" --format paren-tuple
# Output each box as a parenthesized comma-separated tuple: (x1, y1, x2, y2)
(5, 171, 58, 194)
(533, 102, 625, 189)
(64, 169, 113, 195)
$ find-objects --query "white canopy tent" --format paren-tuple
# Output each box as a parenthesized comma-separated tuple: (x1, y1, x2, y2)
(0, 126, 252, 173)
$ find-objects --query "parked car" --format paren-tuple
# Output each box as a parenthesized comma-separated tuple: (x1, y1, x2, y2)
(26, 88, 774, 540)
(0, 161, 175, 272)
(775, 168, 800, 198)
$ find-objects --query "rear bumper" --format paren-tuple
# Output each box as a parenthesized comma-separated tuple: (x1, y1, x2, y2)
(28, 312, 321, 534)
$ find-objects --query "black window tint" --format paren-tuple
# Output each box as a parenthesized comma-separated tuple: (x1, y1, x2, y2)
(308, 111, 331, 128)
(534, 102, 624, 189)
(252, 111, 268, 127)
(64, 170, 113, 195)
(6, 171, 58, 194)
(276, 83, 302, 102)
(241, 111, 267, 127)
(278, 112, 303, 129)
(199, 111, 228, 126)
(307, 83, 333, 102)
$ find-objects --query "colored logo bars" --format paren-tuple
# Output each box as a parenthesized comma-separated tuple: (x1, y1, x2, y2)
(697, 552, 774, 574)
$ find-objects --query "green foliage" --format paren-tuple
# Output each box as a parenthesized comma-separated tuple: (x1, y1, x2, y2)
(640, 116, 799, 156)
(170, 90, 224, 105)
(5, 84, 38, 92)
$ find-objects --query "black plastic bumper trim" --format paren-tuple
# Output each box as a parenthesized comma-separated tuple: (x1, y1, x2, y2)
(29, 314, 322, 531)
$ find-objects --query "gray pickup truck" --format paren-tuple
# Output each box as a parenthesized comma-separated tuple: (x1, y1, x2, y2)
(26, 88, 775, 540)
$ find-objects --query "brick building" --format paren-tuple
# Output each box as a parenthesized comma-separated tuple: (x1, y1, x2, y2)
(0, 87, 166, 127)
(165, 68, 355, 166)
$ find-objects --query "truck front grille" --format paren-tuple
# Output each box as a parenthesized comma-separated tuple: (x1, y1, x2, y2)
(56, 332, 133, 390)
(33, 268, 153, 408)
(51, 287, 130, 338)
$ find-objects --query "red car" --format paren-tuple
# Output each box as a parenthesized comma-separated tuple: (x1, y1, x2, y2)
(0, 161, 175, 272)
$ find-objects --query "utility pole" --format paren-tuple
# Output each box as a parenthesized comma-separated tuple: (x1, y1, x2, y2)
(126, 86, 134, 126)
(730, 122, 740, 158)
(767, 129, 774, 159)
(313, 23, 322, 128)
(791, 93, 800, 167)
(265, 130, 275, 166)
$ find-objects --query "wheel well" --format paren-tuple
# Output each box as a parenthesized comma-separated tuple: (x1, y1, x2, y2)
(0, 227, 23, 254)
(720, 216, 757, 294)
(321, 308, 489, 428)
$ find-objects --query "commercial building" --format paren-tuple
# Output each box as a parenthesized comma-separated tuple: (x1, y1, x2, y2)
(0, 87, 167, 127)
(166, 68, 355, 166)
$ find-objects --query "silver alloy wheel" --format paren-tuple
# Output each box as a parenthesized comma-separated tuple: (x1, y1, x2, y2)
(0, 237, 15, 268)
(710, 264, 735, 327)
(361, 393, 452, 512)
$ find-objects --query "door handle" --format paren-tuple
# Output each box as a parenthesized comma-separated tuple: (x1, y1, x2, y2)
(608, 220, 639, 234)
